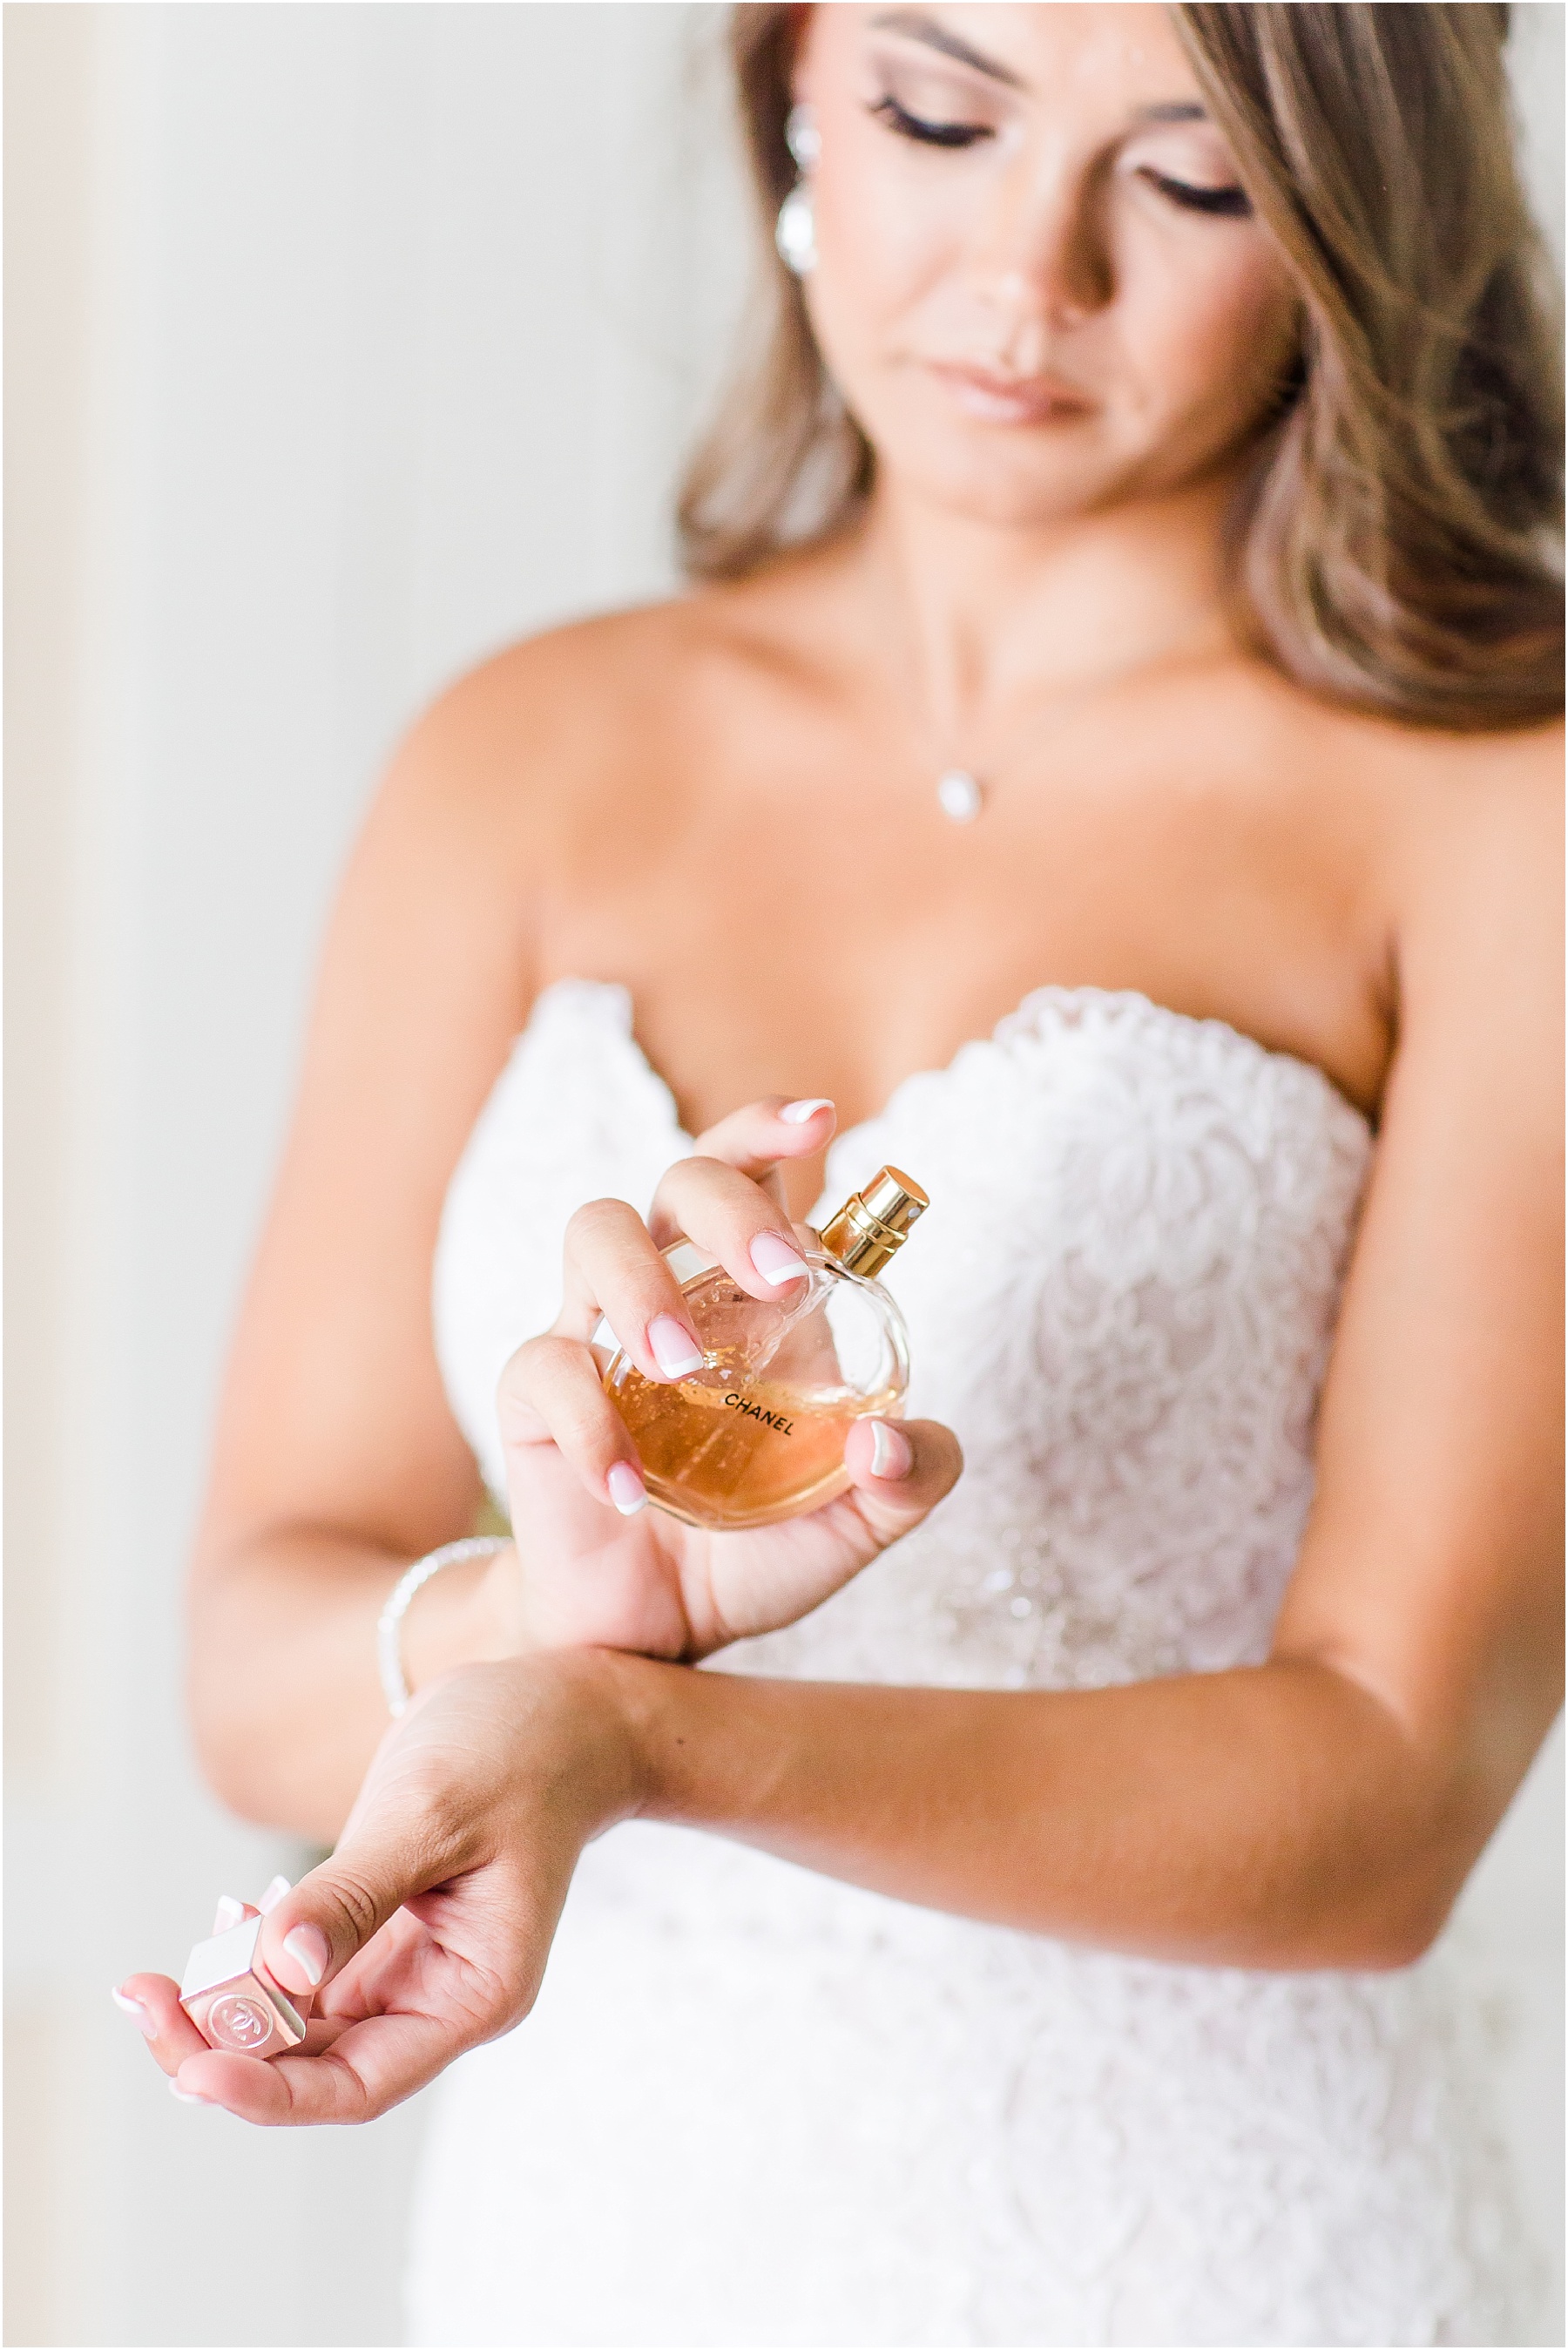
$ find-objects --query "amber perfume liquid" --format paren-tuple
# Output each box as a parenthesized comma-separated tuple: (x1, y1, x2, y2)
(601, 1168, 927, 1534)
(611, 1365, 902, 1530)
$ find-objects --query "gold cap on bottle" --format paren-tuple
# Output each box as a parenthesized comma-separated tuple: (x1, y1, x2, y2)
(818, 1166, 929, 1278)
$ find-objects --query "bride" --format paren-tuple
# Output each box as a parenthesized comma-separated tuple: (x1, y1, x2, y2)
(119, 5, 1561, 2342)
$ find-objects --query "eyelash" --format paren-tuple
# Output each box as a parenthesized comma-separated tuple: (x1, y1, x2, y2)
(868, 91, 1254, 219)
(1140, 170, 1253, 219)
(868, 92, 993, 149)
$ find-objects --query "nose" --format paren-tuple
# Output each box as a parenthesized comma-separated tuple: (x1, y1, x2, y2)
(966, 145, 1112, 365)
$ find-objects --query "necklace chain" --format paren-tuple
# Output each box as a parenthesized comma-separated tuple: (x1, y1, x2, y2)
(926, 626, 1223, 828)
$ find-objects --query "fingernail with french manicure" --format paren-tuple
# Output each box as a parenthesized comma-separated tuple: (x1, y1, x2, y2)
(169, 2077, 212, 2106)
(278, 1925, 329, 1992)
(780, 1098, 833, 1126)
(869, 1421, 912, 1480)
(606, 1459, 648, 1516)
(258, 1875, 291, 1914)
(751, 1233, 808, 1285)
(212, 1894, 246, 1934)
(648, 1314, 704, 1378)
(112, 1986, 159, 2038)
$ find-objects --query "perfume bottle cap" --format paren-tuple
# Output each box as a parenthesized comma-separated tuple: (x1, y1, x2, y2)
(818, 1165, 929, 1278)
(179, 1912, 309, 2057)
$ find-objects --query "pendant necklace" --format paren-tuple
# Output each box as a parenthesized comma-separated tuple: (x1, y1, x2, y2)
(936, 768, 985, 825)
(927, 619, 1225, 829)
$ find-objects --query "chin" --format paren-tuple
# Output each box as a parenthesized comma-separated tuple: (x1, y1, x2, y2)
(875, 423, 1130, 531)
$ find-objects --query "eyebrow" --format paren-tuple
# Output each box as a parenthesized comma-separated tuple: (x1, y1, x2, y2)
(864, 17, 1213, 122)
(867, 9, 1029, 91)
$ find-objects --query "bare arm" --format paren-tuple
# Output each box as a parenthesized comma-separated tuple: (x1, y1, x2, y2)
(619, 1658, 1445, 1970)
(188, 664, 542, 1832)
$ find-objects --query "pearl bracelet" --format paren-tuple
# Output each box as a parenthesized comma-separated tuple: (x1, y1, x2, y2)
(376, 1536, 509, 1717)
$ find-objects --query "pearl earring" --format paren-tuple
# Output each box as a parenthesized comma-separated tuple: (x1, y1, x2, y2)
(785, 103, 821, 170)
(776, 102, 820, 277)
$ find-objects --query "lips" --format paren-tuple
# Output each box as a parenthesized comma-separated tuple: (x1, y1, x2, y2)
(926, 360, 1093, 425)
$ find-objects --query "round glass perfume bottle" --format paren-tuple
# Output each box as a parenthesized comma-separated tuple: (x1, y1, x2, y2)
(602, 1167, 928, 1531)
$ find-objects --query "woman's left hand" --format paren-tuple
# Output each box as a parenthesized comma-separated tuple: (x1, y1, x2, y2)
(114, 1653, 638, 2123)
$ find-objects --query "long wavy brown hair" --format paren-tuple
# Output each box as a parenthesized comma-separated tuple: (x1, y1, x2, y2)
(678, 3, 1564, 732)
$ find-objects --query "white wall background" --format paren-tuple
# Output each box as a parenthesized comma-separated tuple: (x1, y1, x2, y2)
(4, 6, 1562, 2346)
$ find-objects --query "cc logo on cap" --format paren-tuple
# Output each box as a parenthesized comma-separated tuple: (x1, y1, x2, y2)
(206, 1994, 273, 2051)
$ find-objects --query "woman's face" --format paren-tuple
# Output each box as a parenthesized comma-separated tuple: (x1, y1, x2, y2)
(795, 3, 1300, 526)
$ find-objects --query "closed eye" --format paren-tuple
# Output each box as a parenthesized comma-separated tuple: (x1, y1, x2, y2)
(1140, 168, 1253, 218)
(869, 91, 995, 150)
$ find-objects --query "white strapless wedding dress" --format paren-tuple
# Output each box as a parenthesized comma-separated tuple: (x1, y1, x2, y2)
(407, 979, 1537, 2348)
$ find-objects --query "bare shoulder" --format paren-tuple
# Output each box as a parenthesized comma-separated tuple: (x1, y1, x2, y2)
(1369, 714, 1563, 958)
(1305, 698, 1563, 1048)
(364, 572, 819, 862)
(1200, 655, 1559, 816)
(375, 599, 702, 821)
(1208, 659, 1560, 925)
(1359, 713, 1564, 1137)
(1372, 710, 1564, 845)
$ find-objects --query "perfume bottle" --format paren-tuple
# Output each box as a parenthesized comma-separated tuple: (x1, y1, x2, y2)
(603, 1166, 928, 1531)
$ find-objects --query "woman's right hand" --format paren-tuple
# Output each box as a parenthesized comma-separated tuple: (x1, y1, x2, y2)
(477, 1096, 962, 1663)
(118, 1651, 644, 2124)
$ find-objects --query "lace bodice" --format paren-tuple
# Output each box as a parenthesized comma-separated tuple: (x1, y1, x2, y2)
(411, 978, 1533, 2350)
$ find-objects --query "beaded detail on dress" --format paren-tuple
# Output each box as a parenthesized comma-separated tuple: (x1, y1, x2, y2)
(413, 977, 1533, 2350)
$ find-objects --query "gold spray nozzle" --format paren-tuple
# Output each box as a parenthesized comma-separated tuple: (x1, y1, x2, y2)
(818, 1166, 929, 1278)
